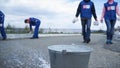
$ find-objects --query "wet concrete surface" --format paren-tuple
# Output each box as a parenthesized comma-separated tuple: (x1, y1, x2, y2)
(0, 34, 120, 68)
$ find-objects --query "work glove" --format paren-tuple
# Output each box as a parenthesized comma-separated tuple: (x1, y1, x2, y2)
(72, 17, 78, 23)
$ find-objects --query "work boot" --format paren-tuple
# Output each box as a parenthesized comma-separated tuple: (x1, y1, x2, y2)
(86, 39, 91, 43)
(30, 37, 39, 39)
(109, 40, 113, 44)
(2, 38, 6, 40)
(106, 40, 112, 44)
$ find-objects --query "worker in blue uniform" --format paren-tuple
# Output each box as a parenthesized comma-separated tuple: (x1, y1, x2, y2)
(24, 17, 41, 39)
(74, 0, 98, 43)
(0, 11, 7, 40)
(100, 0, 120, 44)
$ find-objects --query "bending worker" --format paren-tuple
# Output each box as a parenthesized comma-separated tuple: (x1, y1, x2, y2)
(24, 17, 41, 39)
(0, 11, 7, 40)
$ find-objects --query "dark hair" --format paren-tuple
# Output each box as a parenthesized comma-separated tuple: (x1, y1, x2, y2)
(84, 0, 90, 2)
(24, 19, 28, 23)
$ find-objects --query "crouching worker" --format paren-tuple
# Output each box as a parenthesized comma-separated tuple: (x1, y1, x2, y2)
(24, 17, 41, 39)
(0, 11, 7, 40)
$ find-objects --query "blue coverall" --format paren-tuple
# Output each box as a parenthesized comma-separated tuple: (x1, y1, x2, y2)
(29, 17, 41, 38)
(104, 2, 118, 43)
(0, 11, 7, 39)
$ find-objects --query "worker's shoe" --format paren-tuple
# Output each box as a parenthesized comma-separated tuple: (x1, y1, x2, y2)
(106, 40, 113, 44)
(86, 39, 91, 43)
(2, 37, 7, 40)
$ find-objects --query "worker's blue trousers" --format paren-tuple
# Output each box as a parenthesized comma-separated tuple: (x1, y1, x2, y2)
(33, 21, 41, 38)
(0, 25, 7, 39)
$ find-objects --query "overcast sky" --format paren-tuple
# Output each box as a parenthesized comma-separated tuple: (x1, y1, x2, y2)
(0, 0, 120, 30)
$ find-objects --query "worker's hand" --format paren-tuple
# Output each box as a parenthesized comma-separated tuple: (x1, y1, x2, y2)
(72, 17, 78, 23)
(95, 18, 98, 21)
(0, 24, 2, 27)
(100, 19, 103, 23)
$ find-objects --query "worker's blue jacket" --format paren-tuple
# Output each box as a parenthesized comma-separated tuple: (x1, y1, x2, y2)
(0, 11, 5, 24)
(0, 11, 6, 39)
(29, 17, 41, 31)
(75, 0, 97, 20)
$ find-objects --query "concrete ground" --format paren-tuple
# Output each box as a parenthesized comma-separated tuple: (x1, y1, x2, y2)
(0, 34, 120, 68)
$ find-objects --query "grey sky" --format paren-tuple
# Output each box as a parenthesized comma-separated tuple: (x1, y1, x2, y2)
(0, 0, 120, 30)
